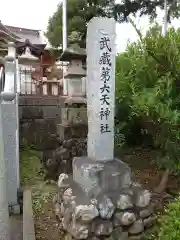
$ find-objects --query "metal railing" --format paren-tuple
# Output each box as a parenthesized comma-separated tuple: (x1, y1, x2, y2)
(19, 66, 63, 96)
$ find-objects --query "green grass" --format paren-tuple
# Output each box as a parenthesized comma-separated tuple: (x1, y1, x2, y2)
(20, 148, 57, 213)
(20, 149, 43, 186)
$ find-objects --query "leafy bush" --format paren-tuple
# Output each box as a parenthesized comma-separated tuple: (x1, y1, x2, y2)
(115, 24, 180, 173)
(114, 123, 126, 149)
(157, 197, 180, 239)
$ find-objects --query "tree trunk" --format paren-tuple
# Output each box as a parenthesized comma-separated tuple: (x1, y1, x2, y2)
(154, 168, 170, 194)
(0, 101, 10, 239)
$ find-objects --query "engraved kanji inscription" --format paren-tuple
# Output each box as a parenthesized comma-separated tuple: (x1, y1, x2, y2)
(100, 94, 110, 105)
(99, 37, 112, 52)
(100, 67, 110, 83)
(100, 123, 111, 134)
(99, 107, 111, 120)
(99, 52, 112, 66)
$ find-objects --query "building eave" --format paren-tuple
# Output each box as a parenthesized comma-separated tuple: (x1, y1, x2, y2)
(0, 30, 20, 43)
(0, 21, 21, 40)
(16, 39, 47, 57)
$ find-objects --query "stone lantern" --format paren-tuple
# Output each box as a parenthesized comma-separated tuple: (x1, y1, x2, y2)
(60, 44, 86, 97)
(57, 45, 87, 142)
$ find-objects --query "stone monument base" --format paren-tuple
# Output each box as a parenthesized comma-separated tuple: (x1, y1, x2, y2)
(54, 157, 156, 240)
(57, 123, 88, 141)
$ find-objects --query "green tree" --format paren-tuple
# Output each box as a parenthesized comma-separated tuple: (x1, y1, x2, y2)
(46, 0, 113, 48)
(116, 24, 180, 192)
(114, 0, 180, 22)
(46, 0, 180, 48)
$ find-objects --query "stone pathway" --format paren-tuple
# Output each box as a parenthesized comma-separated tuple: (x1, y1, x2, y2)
(10, 215, 23, 240)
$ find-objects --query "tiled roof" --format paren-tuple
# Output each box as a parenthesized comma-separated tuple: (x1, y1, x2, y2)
(0, 21, 20, 41)
(4, 25, 45, 45)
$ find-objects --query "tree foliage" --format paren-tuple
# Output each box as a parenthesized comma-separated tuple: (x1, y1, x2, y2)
(115, 24, 180, 172)
(114, 0, 180, 22)
(46, 0, 113, 48)
(46, 0, 180, 48)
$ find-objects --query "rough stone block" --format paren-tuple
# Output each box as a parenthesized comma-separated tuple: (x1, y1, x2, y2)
(143, 216, 157, 228)
(73, 157, 103, 196)
(99, 159, 131, 192)
(117, 194, 133, 210)
(128, 220, 144, 235)
(73, 157, 131, 198)
(111, 229, 128, 240)
(98, 196, 115, 219)
(132, 186, 151, 208)
(92, 219, 113, 236)
(61, 107, 87, 125)
(113, 212, 136, 226)
(139, 207, 154, 219)
(57, 123, 88, 141)
(55, 172, 155, 239)
(66, 221, 89, 239)
(58, 174, 92, 206)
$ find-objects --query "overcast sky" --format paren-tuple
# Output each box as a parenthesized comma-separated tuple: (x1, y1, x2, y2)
(0, 0, 180, 52)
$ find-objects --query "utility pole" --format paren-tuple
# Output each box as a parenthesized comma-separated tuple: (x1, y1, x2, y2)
(162, 0, 168, 36)
(62, 0, 67, 51)
(62, 0, 68, 95)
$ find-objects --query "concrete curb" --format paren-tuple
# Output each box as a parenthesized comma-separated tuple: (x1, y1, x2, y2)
(23, 190, 35, 240)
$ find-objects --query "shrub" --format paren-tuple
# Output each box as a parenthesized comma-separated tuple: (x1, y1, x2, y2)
(115, 24, 180, 173)
(157, 197, 180, 239)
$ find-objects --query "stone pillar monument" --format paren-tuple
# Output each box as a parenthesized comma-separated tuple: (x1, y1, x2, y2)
(0, 57, 10, 240)
(73, 17, 131, 197)
(1, 42, 20, 211)
(54, 18, 154, 240)
(87, 18, 115, 161)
